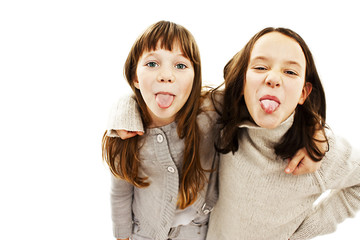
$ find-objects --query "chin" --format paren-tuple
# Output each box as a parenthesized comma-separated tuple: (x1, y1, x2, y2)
(255, 115, 281, 129)
(154, 111, 175, 119)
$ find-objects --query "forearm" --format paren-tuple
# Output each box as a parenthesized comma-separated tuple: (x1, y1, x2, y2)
(291, 134, 360, 239)
(291, 185, 360, 239)
(111, 175, 134, 239)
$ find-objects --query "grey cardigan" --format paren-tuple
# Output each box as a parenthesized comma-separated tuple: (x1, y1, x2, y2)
(107, 96, 219, 240)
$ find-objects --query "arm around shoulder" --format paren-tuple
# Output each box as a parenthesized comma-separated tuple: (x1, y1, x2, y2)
(107, 94, 144, 137)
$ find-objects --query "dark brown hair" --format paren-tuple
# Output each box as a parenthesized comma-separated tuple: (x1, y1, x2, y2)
(213, 27, 327, 161)
(102, 21, 206, 209)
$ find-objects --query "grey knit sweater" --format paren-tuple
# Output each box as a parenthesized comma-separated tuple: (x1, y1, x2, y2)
(108, 96, 360, 240)
(207, 114, 360, 240)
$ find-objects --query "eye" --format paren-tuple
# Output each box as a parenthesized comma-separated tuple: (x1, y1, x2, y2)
(253, 66, 267, 71)
(175, 63, 187, 69)
(284, 70, 297, 76)
(146, 61, 158, 67)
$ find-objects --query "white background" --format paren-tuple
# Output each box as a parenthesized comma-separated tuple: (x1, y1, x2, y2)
(1, 0, 359, 239)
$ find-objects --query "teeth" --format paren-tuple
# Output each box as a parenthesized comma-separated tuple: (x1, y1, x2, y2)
(260, 99, 279, 114)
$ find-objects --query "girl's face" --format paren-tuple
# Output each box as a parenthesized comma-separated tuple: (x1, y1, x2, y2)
(135, 41, 194, 127)
(244, 32, 312, 129)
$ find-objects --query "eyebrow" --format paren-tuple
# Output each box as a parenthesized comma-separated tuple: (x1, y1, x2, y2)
(250, 56, 302, 67)
(141, 51, 190, 63)
(143, 50, 187, 57)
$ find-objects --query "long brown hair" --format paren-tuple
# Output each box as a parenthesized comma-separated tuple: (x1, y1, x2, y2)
(213, 27, 328, 161)
(102, 21, 206, 209)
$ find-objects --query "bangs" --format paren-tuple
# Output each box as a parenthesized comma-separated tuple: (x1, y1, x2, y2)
(136, 21, 198, 63)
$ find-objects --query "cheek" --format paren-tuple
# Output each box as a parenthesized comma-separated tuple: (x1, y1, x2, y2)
(183, 72, 195, 94)
(136, 71, 152, 89)
(182, 80, 194, 100)
(244, 71, 260, 90)
(244, 78, 257, 102)
(285, 83, 305, 106)
(243, 83, 255, 112)
(292, 81, 306, 95)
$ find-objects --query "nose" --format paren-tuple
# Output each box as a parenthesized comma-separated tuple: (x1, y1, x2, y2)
(158, 67, 175, 83)
(265, 71, 281, 88)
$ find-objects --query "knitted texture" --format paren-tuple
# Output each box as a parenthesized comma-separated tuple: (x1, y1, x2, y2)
(107, 95, 144, 136)
(107, 95, 360, 239)
(107, 96, 219, 240)
(207, 115, 360, 240)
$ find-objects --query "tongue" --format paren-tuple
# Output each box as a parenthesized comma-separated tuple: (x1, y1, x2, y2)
(260, 99, 279, 114)
(156, 93, 174, 108)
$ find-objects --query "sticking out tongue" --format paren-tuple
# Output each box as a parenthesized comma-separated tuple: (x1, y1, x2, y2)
(260, 99, 280, 114)
(156, 93, 175, 108)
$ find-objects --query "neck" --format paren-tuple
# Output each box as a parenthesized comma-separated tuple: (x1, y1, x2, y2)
(148, 115, 175, 128)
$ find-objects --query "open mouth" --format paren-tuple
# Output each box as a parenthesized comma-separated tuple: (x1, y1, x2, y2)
(155, 92, 175, 109)
(259, 95, 280, 114)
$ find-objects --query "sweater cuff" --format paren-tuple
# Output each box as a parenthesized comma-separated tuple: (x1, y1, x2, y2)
(107, 94, 144, 137)
(113, 223, 132, 239)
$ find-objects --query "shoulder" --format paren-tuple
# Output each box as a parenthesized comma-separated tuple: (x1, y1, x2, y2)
(325, 130, 353, 162)
(197, 89, 224, 125)
(197, 107, 220, 137)
(200, 88, 224, 110)
(317, 129, 360, 188)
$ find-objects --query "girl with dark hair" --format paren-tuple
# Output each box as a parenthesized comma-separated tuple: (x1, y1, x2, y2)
(206, 28, 360, 239)
(102, 21, 219, 240)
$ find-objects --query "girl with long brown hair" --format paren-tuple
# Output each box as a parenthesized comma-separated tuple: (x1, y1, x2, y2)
(102, 21, 218, 240)
(206, 28, 360, 239)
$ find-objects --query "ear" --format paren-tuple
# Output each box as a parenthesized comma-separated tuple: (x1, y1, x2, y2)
(133, 77, 140, 89)
(298, 82, 312, 105)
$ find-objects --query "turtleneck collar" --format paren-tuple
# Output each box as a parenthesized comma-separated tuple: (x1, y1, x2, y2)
(238, 113, 295, 149)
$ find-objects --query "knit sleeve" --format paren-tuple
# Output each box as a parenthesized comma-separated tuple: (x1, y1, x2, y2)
(106, 94, 144, 137)
(290, 134, 360, 240)
(111, 174, 134, 239)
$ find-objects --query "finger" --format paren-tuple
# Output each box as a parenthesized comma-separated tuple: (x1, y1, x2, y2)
(116, 130, 137, 140)
(285, 153, 304, 174)
(115, 130, 121, 137)
(291, 163, 306, 176)
(125, 132, 138, 138)
(136, 131, 144, 136)
(298, 155, 322, 174)
(284, 159, 293, 174)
